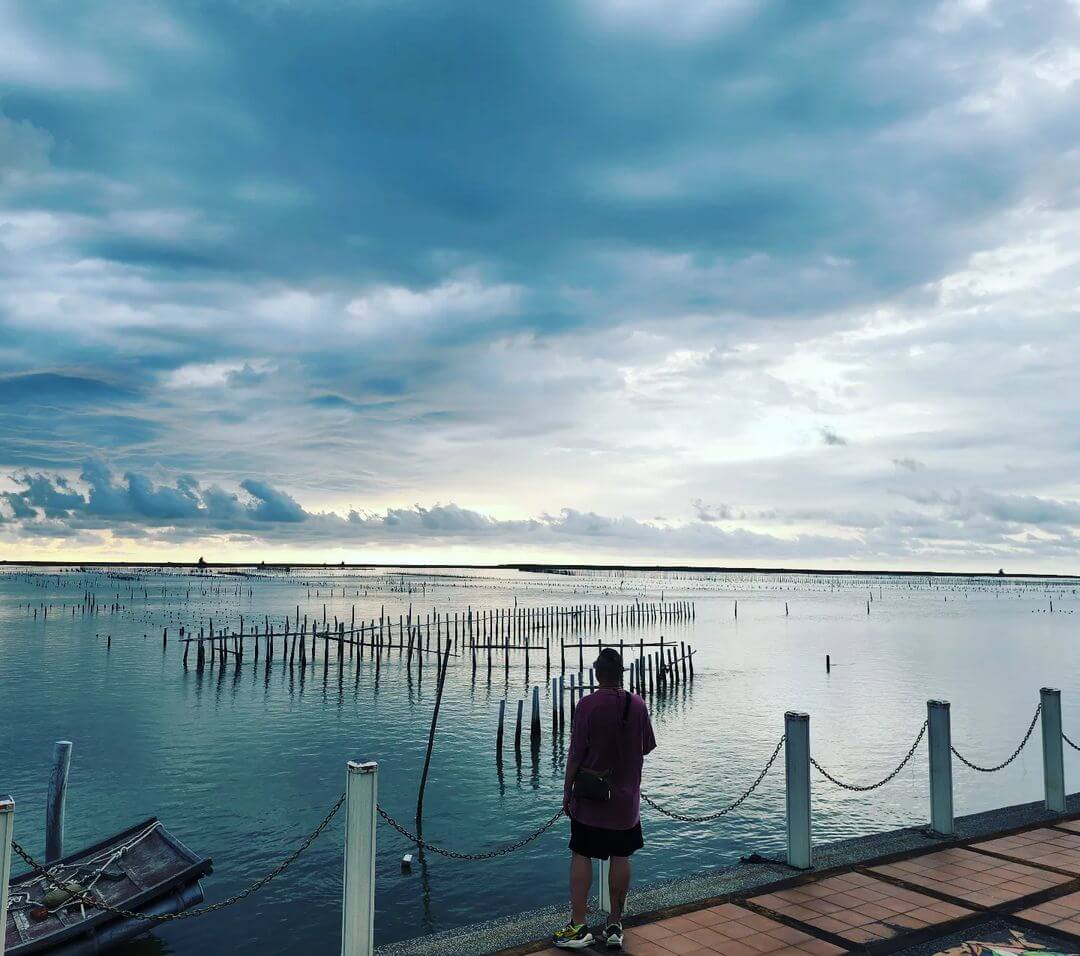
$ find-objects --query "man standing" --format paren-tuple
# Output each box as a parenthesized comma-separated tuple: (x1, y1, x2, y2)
(554, 648, 657, 950)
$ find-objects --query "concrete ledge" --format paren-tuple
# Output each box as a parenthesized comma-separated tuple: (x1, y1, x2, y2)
(375, 793, 1080, 955)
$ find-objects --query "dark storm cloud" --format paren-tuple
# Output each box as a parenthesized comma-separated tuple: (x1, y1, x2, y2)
(2, 462, 309, 530)
(238, 479, 306, 523)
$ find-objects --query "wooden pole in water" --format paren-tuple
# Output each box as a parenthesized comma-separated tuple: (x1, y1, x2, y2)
(531, 685, 541, 746)
(416, 637, 451, 830)
(45, 740, 71, 863)
(496, 699, 506, 756)
(514, 699, 523, 756)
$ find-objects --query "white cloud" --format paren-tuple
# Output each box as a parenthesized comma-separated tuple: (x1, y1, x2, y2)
(345, 278, 521, 334)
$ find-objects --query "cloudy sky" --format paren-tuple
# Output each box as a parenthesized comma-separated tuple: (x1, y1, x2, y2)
(2, 0, 1080, 569)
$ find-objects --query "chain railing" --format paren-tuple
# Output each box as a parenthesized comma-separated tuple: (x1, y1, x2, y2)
(951, 704, 1042, 773)
(9, 792, 345, 923)
(810, 721, 927, 792)
(641, 735, 785, 822)
(376, 806, 564, 860)
(1064, 730, 1080, 753)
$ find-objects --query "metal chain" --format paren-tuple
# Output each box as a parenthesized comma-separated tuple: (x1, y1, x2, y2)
(376, 806, 565, 860)
(641, 735, 786, 823)
(1064, 730, 1080, 753)
(10, 793, 345, 922)
(952, 704, 1042, 773)
(810, 721, 927, 792)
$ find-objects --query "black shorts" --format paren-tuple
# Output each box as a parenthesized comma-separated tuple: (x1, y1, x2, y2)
(568, 817, 644, 860)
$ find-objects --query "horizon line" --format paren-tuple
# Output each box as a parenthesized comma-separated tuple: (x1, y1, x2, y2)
(1, 559, 1078, 581)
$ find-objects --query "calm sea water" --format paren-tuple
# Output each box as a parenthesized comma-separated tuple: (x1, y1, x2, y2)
(2, 566, 1079, 953)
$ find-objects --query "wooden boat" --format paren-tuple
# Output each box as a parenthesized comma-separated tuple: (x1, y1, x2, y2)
(5, 818, 212, 954)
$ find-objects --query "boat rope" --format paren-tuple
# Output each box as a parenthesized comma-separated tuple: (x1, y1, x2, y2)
(15, 822, 165, 917)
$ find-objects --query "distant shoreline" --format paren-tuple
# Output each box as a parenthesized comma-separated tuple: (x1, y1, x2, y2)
(1, 559, 1078, 580)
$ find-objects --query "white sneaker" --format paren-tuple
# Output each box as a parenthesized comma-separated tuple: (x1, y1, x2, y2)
(605, 923, 624, 949)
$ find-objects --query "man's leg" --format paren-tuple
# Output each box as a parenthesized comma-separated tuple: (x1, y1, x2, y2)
(570, 852, 592, 925)
(608, 856, 631, 922)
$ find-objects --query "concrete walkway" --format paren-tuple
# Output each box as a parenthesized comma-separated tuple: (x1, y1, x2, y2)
(516, 817, 1080, 955)
(375, 795, 1080, 956)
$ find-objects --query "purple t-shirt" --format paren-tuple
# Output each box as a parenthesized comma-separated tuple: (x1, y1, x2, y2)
(568, 688, 657, 831)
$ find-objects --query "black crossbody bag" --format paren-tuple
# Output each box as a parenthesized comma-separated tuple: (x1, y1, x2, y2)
(572, 691, 632, 803)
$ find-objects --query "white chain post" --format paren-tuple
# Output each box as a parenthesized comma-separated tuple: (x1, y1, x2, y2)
(1041, 688, 1066, 813)
(598, 857, 610, 915)
(785, 712, 811, 869)
(342, 761, 378, 956)
(0, 796, 13, 956)
(927, 701, 954, 836)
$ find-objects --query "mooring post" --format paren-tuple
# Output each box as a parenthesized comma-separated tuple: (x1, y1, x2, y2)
(497, 699, 506, 755)
(1041, 687, 1066, 813)
(927, 700, 954, 836)
(598, 856, 611, 914)
(551, 678, 558, 733)
(46, 740, 72, 863)
(785, 711, 811, 869)
(531, 685, 541, 745)
(342, 761, 377, 956)
(0, 796, 13, 956)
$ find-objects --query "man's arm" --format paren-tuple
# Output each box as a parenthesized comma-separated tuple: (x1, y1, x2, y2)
(642, 707, 657, 756)
(564, 705, 588, 813)
(563, 757, 579, 815)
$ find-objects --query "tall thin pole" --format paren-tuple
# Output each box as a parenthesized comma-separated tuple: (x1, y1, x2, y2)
(416, 637, 451, 828)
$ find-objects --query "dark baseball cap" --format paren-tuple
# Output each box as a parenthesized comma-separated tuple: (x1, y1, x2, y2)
(594, 647, 624, 674)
